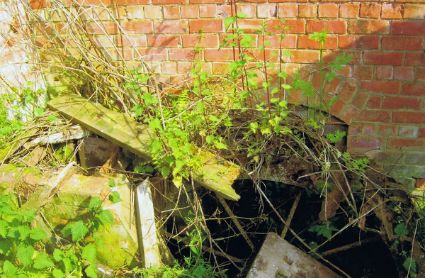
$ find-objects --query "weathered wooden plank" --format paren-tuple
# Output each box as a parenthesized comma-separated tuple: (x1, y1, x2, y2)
(48, 95, 241, 200)
(135, 178, 162, 267)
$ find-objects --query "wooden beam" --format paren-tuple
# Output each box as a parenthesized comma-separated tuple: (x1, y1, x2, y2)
(48, 95, 241, 200)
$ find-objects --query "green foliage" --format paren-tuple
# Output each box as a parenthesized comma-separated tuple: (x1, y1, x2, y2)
(137, 226, 223, 278)
(326, 130, 346, 144)
(0, 193, 113, 277)
(309, 223, 337, 240)
(403, 257, 417, 277)
(394, 222, 409, 238)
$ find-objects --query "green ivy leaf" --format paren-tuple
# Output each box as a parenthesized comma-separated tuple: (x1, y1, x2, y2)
(88, 197, 102, 211)
(52, 269, 65, 278)
(403, 257, 417, 274)
(85, 264, 98, 278)
(394, 222, 408, 237)
(33, 252, 54, 270)
(108, 191, 121, 204)
(224, 16, 236, 30)
(96, 210, 113, 225)
(2, 260, 17, 276)
(53, 249, 64, 262)
(16, 244, 34, 267)
(0, 220, 8, 237)
(61, 221, 89, 242)
(107, 178, 116, 188)
(0, 239, 11, 255)
(82, 244, 97, 264)
(29, 228, 47, 241)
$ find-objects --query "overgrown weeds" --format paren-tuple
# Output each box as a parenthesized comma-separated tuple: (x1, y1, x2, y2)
(0, 0, 424, 277)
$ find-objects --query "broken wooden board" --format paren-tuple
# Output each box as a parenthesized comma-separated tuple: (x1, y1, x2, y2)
(135, 178, 162, 267)
(48, 95, 241, 200)
(247, 233, 340, 278)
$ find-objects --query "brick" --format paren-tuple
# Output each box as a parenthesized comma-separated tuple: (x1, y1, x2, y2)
(154, 20, 188, 33)
(115, 0, 148, 4)
(289, 50, 320, 63)
(122, 21, 152, 34)
(367, 96, 381, 109)
(318, 3, 338, 18)
(233, 19, 262, 33)
(363, 52, 403, 66)
(261, 35, 296, 48)
(269, 19, 305, 34)
(163, 6, 180, 19)
(419, 128, 425, 138)
(298, 4, 317, 18)
(306, 20, 346, 34)
(168, 49, 200, 61)
(388, 138, 424, 148)
(124, 6, 145, 19)
(189, 19, 222, 33)
(357, 111, 390, 123)
(381, 4, 404, 19)
(237, 4, 256, 18)
(257, 4, 277, 18)
(278, 3, 298, 18)
(257, 4, 278, 18)
(269, 0, 304, 2)
(182, 34, 218, 48)
(398, 126, 419, 138)
(348, 20, 389, 34)
(348, 136, 381, 150)
(352, 91, 369, 109)
(360, 3, 381, 18)
(353, 65, 373, 80)
(405, 52, 425, 66)
(200, 5, 217, 18)
(404, 4, 425, 19)
(408, 161, 425, 172)
(181, 5, 199, 19)
(338, 35, 379, 49)
(119, 35, 147, 47)
(375, 66, 393, 80)
(212, 62, 230, 74)
(217, 5, 232, 18)
(30, 0, 50, 9)
(147, 35, 180, 47)
(93, 35, 116, 48)
(87, 22, 117, 34)
(205, 49, 237, 61)
(393, 112, 425, 124)
(298, 35, 337, 49)
(417, 67, 425, 80)
(382, 36, 423, 50)
(190, 0, 224, 4)
(391, 21, 425, 35)
(402, 83, 425, 96)
(361, 80, 401, 94)
(177, 62, 192, 74)
(382, 97, 421, 110)
(339, 3, 359, 18)
(152, 0, 184, 4)
(144, 6, 163, 19)
(161, 62, 177, 74)
(134, 48, 167, 61)
(393, 66, 414, 81)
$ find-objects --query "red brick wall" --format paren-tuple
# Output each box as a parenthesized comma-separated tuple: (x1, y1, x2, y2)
(29, 0, 425, 183)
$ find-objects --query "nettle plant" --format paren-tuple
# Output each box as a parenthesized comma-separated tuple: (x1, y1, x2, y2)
(125, 18, 356, 185)
(0, 193, 113, 277)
